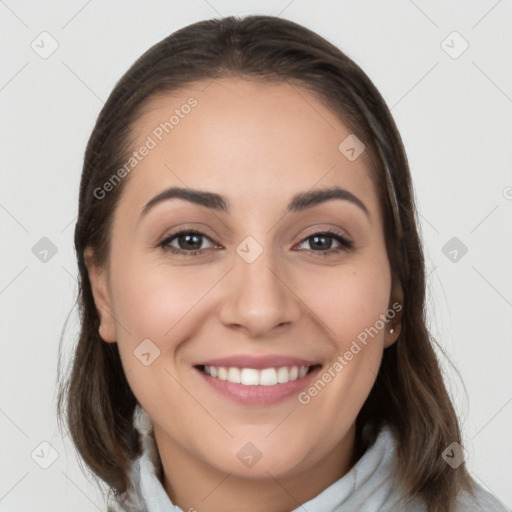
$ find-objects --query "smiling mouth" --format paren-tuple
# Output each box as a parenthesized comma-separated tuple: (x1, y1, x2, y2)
(197, 364, 319, 386)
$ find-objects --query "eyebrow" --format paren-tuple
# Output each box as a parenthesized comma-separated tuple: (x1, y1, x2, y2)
(140, 186, 370, 218)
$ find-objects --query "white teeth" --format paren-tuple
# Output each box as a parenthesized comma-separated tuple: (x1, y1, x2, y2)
(240, 368, 260, 385)
(259, 368, 278, 386)
(228, 367, 241, 384)
(277, 366, 290, 383)
(298, 366, 309, 378)
(202, 365, 311, 386)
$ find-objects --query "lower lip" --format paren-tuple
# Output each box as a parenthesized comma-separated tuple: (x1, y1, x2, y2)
(195, 366, 322, 406)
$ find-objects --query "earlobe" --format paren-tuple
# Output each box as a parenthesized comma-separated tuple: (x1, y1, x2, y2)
(384, 282, 404, 348)
(84, 247, 117, 343)
(384, 323, 401, 348)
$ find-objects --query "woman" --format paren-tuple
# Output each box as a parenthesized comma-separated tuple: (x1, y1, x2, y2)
(57, 15, 508, 512)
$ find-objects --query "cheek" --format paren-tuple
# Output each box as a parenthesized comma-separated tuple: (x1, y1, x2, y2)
(107, 251, 223, 361)
(295, 260, 392, 348)
(106, 256, 208, 411)
(295, 256, 392, 415)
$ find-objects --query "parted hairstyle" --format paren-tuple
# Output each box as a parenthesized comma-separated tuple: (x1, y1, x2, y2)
(57, 14, 476, 511)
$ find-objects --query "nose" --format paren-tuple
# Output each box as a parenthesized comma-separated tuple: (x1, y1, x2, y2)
(217, 246, 302, 338)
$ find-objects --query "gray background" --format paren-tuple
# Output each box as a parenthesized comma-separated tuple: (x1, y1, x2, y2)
(1, 0, 511, 510)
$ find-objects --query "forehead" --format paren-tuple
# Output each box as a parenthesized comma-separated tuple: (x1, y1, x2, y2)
(123, 77, 378, 217)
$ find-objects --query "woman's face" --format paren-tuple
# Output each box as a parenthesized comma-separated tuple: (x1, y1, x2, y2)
(87, 77, 402, 488)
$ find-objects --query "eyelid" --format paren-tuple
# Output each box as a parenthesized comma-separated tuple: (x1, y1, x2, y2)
(299, 221, 352, 237)
(157, 223, 218, 245)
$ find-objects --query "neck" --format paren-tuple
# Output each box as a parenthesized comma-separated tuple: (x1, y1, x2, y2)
(153, 423, 357, 512)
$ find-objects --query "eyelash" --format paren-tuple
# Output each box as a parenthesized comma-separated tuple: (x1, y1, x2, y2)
(158, 228, 353, 257)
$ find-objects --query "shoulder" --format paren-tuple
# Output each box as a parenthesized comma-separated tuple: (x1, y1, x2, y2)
(376, 424, 510, 512)
(454, 479, 510, 512)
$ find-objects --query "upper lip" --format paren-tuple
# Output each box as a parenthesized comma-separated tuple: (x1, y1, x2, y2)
(194, 354, 319, 369)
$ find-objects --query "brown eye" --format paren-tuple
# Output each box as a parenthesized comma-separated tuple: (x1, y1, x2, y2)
(297, 231, 353, 255)
(159, 230, 216, 255)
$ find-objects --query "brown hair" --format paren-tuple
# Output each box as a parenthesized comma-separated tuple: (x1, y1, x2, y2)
(57, 14, 476, 510)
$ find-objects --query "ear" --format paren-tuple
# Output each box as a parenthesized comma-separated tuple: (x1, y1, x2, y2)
(383, 281, 404, 349)
(84, 247, 117, 343)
